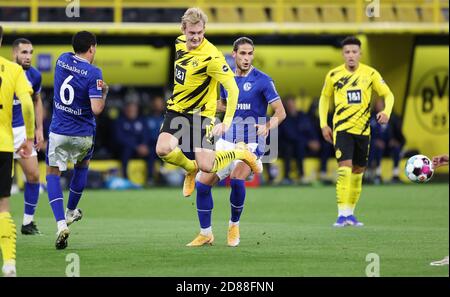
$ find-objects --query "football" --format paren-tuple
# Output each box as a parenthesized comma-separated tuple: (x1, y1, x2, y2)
(405, 154, 434, 183)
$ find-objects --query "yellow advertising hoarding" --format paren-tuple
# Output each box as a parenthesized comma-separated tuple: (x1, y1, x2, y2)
(403, 46, 449, 172)
(217, 45, 368, 99)
(0, 45, 170, 87)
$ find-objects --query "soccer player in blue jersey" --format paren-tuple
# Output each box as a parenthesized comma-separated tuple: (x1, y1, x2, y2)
(11, 38, 44, 235)
(186, 37, 286, 247)
(46, 31, 108, 249)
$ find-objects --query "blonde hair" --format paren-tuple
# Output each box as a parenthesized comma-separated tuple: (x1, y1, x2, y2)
(181, 7, 208, 29)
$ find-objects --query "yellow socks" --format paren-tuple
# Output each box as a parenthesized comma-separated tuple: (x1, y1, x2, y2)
(349, 172, 364, 213)
(211, 151, 239, 173)
(160, 147, 197, 172)
(336, 167, 352, 216)
(0, 212, 17, 266)
(161, 146, 248, 174)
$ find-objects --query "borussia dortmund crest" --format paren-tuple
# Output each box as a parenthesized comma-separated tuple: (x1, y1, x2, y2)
(335, 149, 342, 159)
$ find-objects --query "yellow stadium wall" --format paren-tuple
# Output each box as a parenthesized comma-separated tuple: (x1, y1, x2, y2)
(0, 45, 170, 87)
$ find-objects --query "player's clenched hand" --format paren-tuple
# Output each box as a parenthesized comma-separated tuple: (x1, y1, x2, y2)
(212, 123, 229, 136)
(376, 112, 389, 124)
(432, 154, 449, 168)
(16, 139, 34, 159)
(321, 126, 333, 144)
(254, 124, 269, 137)
(34, 128, 44, 151)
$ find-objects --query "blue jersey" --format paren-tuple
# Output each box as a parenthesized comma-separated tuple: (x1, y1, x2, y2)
(220, 67, 280, 156)
(12, 66, 42, 128)
(50, 52, 103, 136)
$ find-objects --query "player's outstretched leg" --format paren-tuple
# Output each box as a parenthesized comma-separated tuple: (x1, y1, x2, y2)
(228, 179, 246, 247)
(209, 148, 261, 175)
(159, 146, 198, 197)
(46, 174, 70, 249)
(66, 166, 88, 225)
(187, 181, 214, 247)
(0, 212, 17, 277)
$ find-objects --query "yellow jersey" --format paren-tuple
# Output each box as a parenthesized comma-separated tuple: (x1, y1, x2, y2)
(319, 63, 394, 136)
(167, 35, 238, 124)
(0, 55, 34, 152)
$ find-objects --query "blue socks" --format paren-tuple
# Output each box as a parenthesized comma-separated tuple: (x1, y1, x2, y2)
(196, 182, 213, 229)
(67, 167, 88, 211)
(230, 179, 246, 223)
(24, 182, 40, 217)
(195, 179, 246, 230)
(46, 174, 65, 222)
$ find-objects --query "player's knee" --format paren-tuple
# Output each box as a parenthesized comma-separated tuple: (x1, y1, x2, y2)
(25, 171, 40, 184)
(197, 160, 213, 173)
(155, 143, 171, 158)
(230, 173, 244, 180)
(230, 169, 249, 180)
(352, 166, 365, 174)
(198, 173, 217, 186)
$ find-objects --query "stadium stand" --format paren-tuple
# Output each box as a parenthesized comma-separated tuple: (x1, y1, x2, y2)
(241, 6, 269, 23)
(0, 0, 448, 25)
(297, 5, 321, 23)
(396, 5, 421, 22)
(210, 6, 241, 23)
(320, 5, 346, 23)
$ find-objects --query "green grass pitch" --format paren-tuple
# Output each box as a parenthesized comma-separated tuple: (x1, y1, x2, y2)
(9, 184, 449, 276)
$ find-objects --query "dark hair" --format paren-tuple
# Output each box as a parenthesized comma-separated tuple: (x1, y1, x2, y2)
(0, 26, 3, 40)
(233, 37, 254, 52)
(13, 38, 32, 49)
(72, 31, 97, 54)
(341, 36, 361, 48)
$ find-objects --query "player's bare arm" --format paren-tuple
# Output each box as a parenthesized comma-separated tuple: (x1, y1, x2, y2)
(91, 81, 108, 115)
(255, 99, 286, 137)
(33, 92, 44, 150)
(16, 79, 35, 159)
(373, 71, 394, 125)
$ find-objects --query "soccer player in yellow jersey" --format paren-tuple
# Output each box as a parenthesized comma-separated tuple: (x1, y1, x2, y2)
(156, 8, 260, 198)
(0, 25, 35, 277)
(319, 36, 394, 227)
